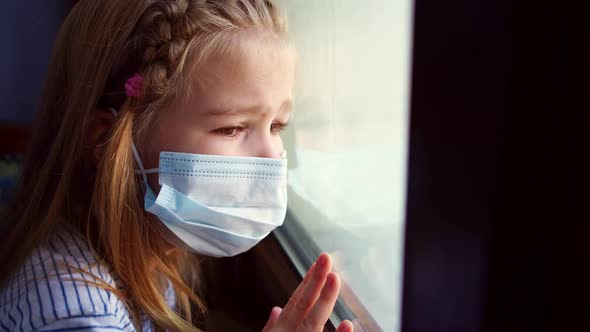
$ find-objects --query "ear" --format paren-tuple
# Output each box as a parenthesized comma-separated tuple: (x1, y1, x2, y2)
(86, 108, 117, 164)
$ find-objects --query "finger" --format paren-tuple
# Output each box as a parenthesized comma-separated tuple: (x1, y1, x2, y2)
(279, 253, 332, 328)
(335, 320, 354, 332)
(298, 272, 341, 331)
(262, 306, 283, 332)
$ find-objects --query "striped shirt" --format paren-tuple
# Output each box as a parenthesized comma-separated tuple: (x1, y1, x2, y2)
(0, 227, 175, 332)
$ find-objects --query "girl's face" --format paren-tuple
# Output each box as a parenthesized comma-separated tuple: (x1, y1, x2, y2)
(146, 38, 295, 173)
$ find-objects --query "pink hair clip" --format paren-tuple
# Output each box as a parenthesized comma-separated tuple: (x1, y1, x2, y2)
(125, 73, 144, 97)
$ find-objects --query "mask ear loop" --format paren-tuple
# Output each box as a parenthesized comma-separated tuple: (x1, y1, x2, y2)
(109, 108, 158, 186)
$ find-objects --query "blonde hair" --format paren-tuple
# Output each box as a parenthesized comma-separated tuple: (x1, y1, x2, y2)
(0, 0, 288, 331)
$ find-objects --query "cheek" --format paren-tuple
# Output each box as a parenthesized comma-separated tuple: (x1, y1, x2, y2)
(274, 134, 285, 150)
(265, 134, 286, 158)
(150, 116, 213, 155)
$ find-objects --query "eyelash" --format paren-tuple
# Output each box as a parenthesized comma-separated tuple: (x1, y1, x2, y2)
(213, 123, 288, 138)
(271, 122, 288, 133)
(213, 126, 245, 137)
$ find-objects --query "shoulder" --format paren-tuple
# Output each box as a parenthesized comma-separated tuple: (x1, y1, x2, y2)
(0, 228, 136, 332)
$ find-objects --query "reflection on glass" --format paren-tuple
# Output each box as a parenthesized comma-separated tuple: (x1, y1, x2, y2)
(278, 0, 413, 331)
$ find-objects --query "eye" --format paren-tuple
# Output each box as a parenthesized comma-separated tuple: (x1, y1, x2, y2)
(212, 126, 245, 137)
(271, 122, 288, 134)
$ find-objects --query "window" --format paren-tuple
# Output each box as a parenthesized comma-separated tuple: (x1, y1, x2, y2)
(275, 1, 413, 331)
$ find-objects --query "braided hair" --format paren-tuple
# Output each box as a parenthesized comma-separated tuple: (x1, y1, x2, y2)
(100, 0, 287, 112)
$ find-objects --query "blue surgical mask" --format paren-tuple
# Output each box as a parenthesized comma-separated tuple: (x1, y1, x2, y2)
(110, 108, 288, 257)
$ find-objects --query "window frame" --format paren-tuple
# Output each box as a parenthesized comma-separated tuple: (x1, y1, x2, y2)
(274, 209, 385, 332)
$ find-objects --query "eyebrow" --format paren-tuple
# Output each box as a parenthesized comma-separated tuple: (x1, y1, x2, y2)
(204, 99, 292, 117)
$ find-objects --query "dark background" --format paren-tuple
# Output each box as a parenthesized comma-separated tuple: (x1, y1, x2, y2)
(0, 1, 75, 123)
(403, 0, 588, 331)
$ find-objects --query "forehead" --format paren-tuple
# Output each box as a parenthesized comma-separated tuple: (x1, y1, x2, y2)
(187, 35, 296, 111)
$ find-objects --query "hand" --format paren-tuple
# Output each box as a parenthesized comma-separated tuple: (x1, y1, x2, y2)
(262, 253, 354, 332)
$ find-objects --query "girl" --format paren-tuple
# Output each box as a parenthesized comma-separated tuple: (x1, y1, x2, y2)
(0, 0, 354, 331)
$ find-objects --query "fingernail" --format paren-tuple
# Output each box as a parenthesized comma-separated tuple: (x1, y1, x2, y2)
(326, 273, 336, 287)
(317, 253, 328, 267)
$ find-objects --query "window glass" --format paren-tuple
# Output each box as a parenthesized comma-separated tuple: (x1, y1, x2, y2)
(277, 1, 413, 331)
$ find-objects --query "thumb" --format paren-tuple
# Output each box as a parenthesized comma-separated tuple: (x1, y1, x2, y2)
(262, 306, 283, 332)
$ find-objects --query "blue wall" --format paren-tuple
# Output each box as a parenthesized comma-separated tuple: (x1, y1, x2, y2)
(0, 1, 74, 123)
